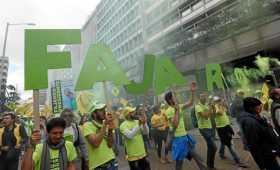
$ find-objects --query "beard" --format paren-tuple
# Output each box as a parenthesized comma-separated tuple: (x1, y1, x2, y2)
(93, 113, 105, 122)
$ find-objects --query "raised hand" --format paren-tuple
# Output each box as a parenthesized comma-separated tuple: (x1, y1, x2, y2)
(105, 112, 115, 129)
(31, 129, 41, 145)
(138, 115, 146, 125)
(190, 81, 196, 92)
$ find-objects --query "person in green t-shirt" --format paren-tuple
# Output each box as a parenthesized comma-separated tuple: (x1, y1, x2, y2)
(21, 117, 77, 170)
(120, 106, 151, 170)
(195, 93, 218, 170)
(83, 102, 117, 170)
(61, 108, 89, 170)
(212, 96, 248, 168)
(164, 82, 207, 170)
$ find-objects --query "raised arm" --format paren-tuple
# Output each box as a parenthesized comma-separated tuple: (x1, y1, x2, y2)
(182, 81, 196, 110)
(86, 122, 107, 148)
(21, 130, 41, 170)
(172, 104, 180, 128)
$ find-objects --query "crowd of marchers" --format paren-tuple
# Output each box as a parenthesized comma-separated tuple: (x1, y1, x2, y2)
(1, 83, 280, 170)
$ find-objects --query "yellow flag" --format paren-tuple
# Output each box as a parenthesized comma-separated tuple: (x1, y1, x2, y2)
(41, 105, 52, 117)
(16, 100, 52, 117)
(15, 101, 33, 117)
(260, 82, 269, 104)
(76, 91, 95, 114)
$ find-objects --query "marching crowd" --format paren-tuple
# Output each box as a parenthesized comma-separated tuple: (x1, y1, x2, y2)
(1, 83, 280, 170)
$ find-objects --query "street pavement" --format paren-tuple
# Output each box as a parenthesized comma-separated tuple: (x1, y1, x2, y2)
(117, 128, 260, 170)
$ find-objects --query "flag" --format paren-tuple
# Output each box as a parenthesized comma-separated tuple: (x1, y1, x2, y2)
(260, 82, 269, 104)
(76, 91, 95, 114)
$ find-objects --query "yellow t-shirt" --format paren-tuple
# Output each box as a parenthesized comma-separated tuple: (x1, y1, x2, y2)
(83, 121, 115, 170)
(120, 120, 146, 161)
(151, 112, 168, 131)
(165, 105, 187, 137)
(161, 110, 169, 128)
(33, 141, 77, 170)
(214, 103, 230, 128)
(195, 102, 212, 129)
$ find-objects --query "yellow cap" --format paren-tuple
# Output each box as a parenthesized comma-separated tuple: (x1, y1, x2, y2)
(123, 106, 136, 117)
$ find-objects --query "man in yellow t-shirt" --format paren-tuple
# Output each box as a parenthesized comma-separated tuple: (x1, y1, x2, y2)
(120, 106, 151, 170)
(213, 96, 248, 168)
(21, 117, 77, 170)
(151, 104, 170, 163)
(83, 102, 117, 170)
(195, 93, 217, 170)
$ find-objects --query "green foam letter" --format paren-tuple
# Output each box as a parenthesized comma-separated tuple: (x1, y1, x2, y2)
(206, 63, 225, 91)
(234, 68, 250, 89)
(154, 57, 186, 95)
(75, 44, 130, 90)
(24, 29, 81, 90)
(125, 55, 155, 94)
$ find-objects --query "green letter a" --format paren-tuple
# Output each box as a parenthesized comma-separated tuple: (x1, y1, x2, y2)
(75, 44, 130, 90)
(154, 57, 186, 95)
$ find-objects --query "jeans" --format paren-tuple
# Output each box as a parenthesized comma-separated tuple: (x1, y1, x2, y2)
(199, 128, 217, 168)
(143, 134, 151, 150)
(115, 128, 124, 146)
(94, 159, 118, 170)
(128, 157, 151, 170)
(154, 129, 169, 158)
(219, 144, 241, 163)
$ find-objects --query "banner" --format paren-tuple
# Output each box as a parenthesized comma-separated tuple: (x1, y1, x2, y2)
(51, 80, 76, 114)
(51, 80, 63, 114)
(61, 80, 77, 111)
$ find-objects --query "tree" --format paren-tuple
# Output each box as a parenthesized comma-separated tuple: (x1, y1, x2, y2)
(0, 84, 20, 113)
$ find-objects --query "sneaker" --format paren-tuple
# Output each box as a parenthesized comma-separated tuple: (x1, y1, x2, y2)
(164, 157, 172, 163)
(160, 158, 166, 164)
(237, 161, 249, 168)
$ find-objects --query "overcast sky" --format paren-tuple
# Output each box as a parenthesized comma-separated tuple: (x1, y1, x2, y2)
(0, 0, 101, 100)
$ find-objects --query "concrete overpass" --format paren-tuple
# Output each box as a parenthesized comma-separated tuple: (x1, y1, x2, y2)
(175, 15, 280, 73)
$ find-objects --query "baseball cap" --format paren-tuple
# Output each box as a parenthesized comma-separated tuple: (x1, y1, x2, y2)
(123, 106, 136, 117)
(89, 102, 106, 113)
